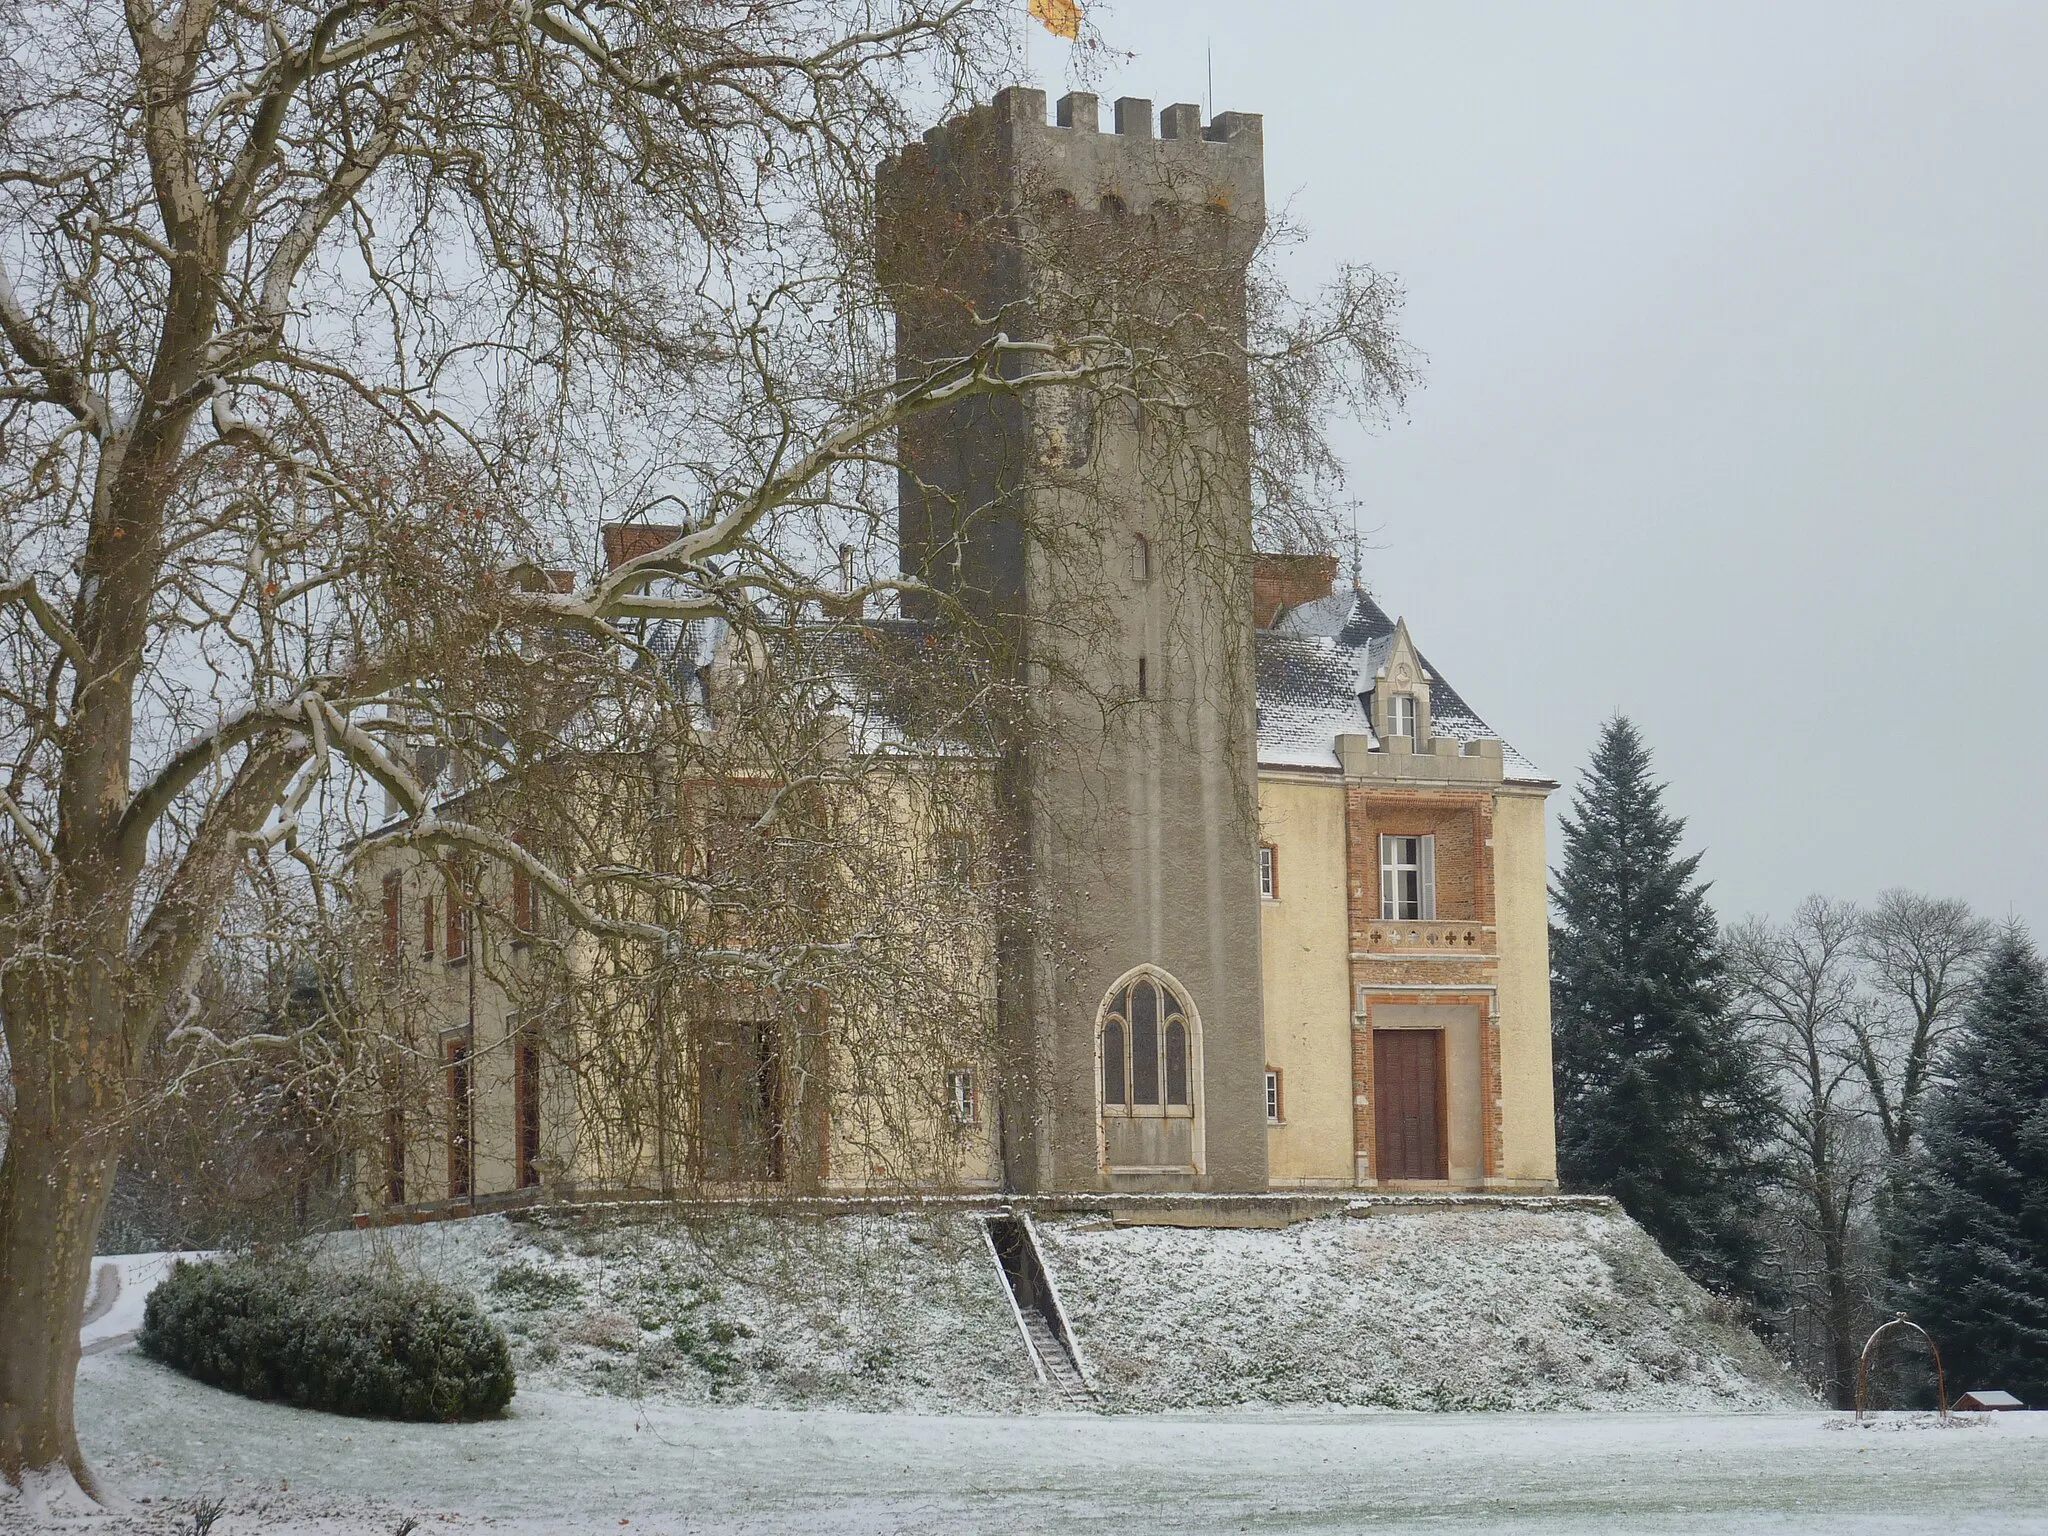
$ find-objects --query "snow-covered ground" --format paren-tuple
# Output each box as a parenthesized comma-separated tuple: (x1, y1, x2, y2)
(1042, 1205, 1798, 1411)
(79, 1252, 210, 1355)
(32, 1343, 2048, 1534)
(10, 1226, 2043, 1533)
(314, 1208, 1048, 1413)
(283, 1204, 1801, 1414)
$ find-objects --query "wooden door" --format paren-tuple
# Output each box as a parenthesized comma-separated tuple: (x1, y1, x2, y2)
(1374, 1030, 1446, 1181)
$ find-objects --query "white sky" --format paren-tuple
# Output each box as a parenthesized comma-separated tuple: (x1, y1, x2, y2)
(1034, 0, 2048, 935)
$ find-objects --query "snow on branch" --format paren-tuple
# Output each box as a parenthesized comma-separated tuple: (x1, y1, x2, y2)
(516, 331, 1126, 627)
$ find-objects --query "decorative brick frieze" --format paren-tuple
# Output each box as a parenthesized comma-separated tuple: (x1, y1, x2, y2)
(1360, 920, 1493, 954)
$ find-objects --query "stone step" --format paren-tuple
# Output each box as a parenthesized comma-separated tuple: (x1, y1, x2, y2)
(1022, 1308, 1092, 1405)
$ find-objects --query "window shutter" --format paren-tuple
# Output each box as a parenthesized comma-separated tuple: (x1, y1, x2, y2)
(1420, 834, 1437, 920)
(382, 875, 402, 963)
(446, 869, 464, 959)
(1379, 835, 1396, 920)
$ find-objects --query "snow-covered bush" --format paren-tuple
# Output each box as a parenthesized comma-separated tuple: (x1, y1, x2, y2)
(139, 1255, 515, 1420)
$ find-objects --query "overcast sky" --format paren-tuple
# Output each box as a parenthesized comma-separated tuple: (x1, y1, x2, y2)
(1033, 0, 2048, 934)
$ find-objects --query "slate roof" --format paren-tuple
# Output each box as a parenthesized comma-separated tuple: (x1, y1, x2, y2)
(1255, 584, 1547, 783)
(642, 613, 1002, 757)
(643, 584, 1546, 782)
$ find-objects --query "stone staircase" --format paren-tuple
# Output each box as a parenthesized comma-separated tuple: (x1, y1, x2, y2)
(985, 1211, 1095, 1408)
(1021, 1307, 1092, 1405)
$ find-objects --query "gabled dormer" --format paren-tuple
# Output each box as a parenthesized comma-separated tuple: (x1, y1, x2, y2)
(1364, 618, 1432, 746)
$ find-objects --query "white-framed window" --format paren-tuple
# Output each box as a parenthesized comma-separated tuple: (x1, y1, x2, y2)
(1387, 692, 1418, 738)
(1265, 1068, 1283, 1124)
(948, 1067, 978, 1125)
(1258, 843, 1278, 900)
(1379, 834, 1437, 920)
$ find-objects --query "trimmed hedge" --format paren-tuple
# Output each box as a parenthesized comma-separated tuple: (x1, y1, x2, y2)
(139, 1255, 515, 1420)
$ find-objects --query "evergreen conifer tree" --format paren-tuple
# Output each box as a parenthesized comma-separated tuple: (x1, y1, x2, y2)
(1904, 928, 2048, 1401)
(1551, 716, 1774, 1298)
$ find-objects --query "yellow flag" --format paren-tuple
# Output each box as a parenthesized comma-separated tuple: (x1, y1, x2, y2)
(1028, 0, 1082, 42)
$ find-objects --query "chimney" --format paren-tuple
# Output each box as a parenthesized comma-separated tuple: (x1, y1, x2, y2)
(1252, 552, 1340, 629)
(821, 543, 866, 619)
(600, 523, 684, 573)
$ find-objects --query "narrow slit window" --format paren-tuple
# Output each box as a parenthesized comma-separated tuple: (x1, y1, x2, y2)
(420, 890, 436, 960)
(1137, 656, 1148, 698)
(1258, 844, 1278, 900)
(1131, 533, 1151, 582)
(1265, 1069, 1283, 1124)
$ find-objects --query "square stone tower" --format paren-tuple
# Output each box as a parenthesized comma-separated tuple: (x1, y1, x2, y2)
(879, 88, 1268, 1192)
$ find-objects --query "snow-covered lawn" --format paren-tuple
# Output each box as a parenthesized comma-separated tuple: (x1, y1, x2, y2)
(287, 1206, 1803, 1415)
(27, 1342, 2048, 1534)
(18, 1230, 2041, 1532)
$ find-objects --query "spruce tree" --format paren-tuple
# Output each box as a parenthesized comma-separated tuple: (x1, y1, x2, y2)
(1904, 928, 2048, 1401)
(1551, 716, 1774, 1298)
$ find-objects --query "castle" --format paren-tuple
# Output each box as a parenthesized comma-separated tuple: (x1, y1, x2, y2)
(359, 90, 1558, 1212)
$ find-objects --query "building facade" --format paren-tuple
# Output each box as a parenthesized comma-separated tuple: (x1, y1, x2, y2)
(358, 93, 1558, 1213)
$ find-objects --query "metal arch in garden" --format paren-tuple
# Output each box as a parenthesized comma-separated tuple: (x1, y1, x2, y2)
(1855, 1313, 1949, 1420)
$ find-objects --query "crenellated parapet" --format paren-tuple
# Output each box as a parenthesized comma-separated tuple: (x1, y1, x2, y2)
(880, 86, 1263, 230)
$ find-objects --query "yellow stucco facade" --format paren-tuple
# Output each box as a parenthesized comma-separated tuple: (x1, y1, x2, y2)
(1254, 772, 1356, 1187)
(357, 561, 1559, 1213)
(1255, 766, 1558, 1195)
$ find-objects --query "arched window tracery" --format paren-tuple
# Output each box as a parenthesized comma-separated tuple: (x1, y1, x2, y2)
(1100, 973, 1196, 1119)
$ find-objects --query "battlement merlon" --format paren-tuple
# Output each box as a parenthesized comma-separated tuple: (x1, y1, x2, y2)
(877, 87, 1266, 247)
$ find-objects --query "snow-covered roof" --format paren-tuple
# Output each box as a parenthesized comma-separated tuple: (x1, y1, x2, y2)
(637, 584, 1546, 783)
(1255, 584, 1547, 783)
(643, 613, 1001, 758)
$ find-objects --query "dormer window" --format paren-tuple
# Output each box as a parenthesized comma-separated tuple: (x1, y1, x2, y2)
(1388, 693, 1417, 739)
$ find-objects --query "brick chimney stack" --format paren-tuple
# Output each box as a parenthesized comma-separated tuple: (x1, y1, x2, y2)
(600, 524, 683, 572)
(1252, 553, 1340, 629)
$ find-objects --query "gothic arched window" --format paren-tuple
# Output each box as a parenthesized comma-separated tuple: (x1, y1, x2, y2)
(1101, 974, 1196, 1116)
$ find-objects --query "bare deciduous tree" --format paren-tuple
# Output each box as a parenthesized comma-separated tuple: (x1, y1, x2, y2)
(1852, 890, 1993, 1165)
(1727, 897, 1875, 1407)
(0, 0, 1084, 1491)
(0, 0, 1409, 1495)
(1850, 889, 1992, 1275)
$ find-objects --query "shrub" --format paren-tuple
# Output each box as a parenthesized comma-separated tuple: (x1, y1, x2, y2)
(140, 1255, 515, 1420)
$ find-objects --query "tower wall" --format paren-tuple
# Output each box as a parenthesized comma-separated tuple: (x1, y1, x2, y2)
(879, 88, 1269, 1193)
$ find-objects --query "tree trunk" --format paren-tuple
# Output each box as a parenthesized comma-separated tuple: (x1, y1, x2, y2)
(0, 1085, 119, 1496)
(1820, 1217, 1859, 1411)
